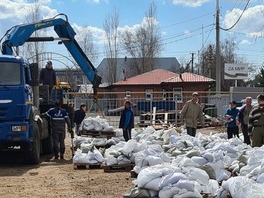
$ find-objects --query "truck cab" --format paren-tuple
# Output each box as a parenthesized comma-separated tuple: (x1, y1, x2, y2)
(0, 55, 51, 164)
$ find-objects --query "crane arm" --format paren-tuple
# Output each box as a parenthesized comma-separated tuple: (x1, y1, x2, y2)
(0, 14, 101, 89)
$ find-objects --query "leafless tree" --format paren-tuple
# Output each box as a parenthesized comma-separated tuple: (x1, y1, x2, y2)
(77, 27, 97, 63)
(199, 38, 249, 91)
(122, 2, 163, 74)
(20, 1, 46, 64)
(103, 6, 119, 83)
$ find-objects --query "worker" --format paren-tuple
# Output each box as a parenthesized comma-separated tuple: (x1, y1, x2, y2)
(68, 102, 75, 130)
(119, 100, 134, 141)
(45, 100, 72, 160)
(236, 97, 253, 145)
(74, 104, 87, 136)
(225, 100, 239, 139)
(248, 94, 264, 147)
(40, 60, 56, 95)
(180, 92, 204, 137)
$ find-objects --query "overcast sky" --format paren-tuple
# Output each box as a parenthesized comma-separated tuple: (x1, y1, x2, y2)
(0, 0, 264, 70)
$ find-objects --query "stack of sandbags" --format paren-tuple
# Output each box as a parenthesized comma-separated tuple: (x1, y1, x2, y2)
(73, 144, 104, 164)
(80, 116, 114, 131)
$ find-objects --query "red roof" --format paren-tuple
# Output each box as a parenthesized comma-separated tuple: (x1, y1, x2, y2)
(113, 69, 177, 85)
(113, 70, 215, 85)
(165, 72, 215, 83)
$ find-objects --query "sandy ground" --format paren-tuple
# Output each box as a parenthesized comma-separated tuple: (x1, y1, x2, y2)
(0, 134, 134, 198)
(0, 127, 224, 198)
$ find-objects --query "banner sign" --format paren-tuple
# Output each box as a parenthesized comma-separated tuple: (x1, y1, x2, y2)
(224, 63, 248, 80)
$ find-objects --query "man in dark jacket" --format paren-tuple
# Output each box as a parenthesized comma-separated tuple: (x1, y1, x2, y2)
(119, 101, 134, 141)
(225, 100, 239, 139)
(248, 94, 264, 147)
(74, 104, 87, 136)
(40, 61, 56, 94)
(45, 100, 72, 159)
(236, 97, 252, 145)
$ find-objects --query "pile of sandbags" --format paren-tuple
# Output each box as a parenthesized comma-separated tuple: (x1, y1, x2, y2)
(73, 144, 104, 164)
(80, 116, 114, 131)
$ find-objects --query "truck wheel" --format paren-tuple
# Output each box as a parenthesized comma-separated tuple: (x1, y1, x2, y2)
(22, 122, 41, 164)
(42, 134, 53, 154)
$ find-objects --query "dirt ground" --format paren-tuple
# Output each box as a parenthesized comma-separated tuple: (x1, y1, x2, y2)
(0, 127, 224, 198)
(0, 134, 134, 198)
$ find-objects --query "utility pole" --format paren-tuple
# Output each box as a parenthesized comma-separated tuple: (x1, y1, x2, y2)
(215, 0, 221, 92)
(191, 52, 195, 73)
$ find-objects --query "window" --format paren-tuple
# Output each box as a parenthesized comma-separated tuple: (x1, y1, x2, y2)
(125, 91, 131, 98)
(162, 89, 168, 100)
(145, 89, 153, 100)
(173, 87, 182, 102)
(0, 62, 21, 85)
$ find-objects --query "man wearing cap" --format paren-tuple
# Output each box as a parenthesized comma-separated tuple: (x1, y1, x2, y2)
(248, 94, 264, 147)
(40, 60, 56, 94)
(225, 100, 239, 139)
(180, 92, 204, 137)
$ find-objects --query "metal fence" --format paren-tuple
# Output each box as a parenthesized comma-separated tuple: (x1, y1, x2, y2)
(63, 91, 247, 128)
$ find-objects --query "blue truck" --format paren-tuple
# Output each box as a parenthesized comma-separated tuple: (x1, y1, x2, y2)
(0, 14, 101, 164)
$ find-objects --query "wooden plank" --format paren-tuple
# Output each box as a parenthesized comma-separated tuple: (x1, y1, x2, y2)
(103, 164, 134, 173)
(73, 163, 102, 170)
(80, 130, 116, 139)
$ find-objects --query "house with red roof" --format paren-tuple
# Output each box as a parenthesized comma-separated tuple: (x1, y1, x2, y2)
(104, 69, 215, 109)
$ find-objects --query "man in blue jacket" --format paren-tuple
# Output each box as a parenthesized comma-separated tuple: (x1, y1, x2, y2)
(45, 100, 72, 159)
(225, 100, 239, 139)
(119, 101, 134, 141)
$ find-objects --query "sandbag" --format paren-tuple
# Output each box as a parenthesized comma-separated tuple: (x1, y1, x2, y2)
(123, 187, 149, 198)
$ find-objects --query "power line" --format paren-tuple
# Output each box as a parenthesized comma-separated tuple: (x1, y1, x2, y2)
(220, 0, 251, 31)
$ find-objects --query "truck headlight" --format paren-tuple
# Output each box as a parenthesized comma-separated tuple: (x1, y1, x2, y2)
(12, 125, 27, 132)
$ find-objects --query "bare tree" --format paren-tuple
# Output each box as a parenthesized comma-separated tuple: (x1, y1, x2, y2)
(122, 2, 162, 74)
(103, 6, 119, 83)
(199, 38, 249, 91)
(20, 1, 46, 64)
(77, 27, 97, 63)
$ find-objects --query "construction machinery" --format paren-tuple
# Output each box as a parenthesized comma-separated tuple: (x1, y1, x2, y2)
(0, 13, 102, 164)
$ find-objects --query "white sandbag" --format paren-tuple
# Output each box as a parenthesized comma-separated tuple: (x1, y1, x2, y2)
(257, 173, 264, 183)
(174, 179, 195, 191)
(160, 152, 171, 163)
(178, 157, 198, 168)
(137, 164, 179, 188)
(73, 149, 89, 164)
(222, 176, 264, 198)
(120, 139, 138, 155)
(159, 172, 187, 190)
(137, 166, 164, 188)
(186, 167, 209, 185)
(203, 153, 214, 162)
(172, 188, 202, 198)
(105, 156, 118, 166)
(191, 156, 207, 165)
(148, 190, 158, 198)
(148, 144, 164, 153)
(201, 179, 219, 194)
(215, 169, 231, 182)
(93, 149, 104, 162)
(186, 150, 201, 158)
(146, 156, 164, 166)
(240, 163, 260, 176)
(159, 186, 180, 198)
(144, 177, 161, 191)
(117, 155, 131, 165)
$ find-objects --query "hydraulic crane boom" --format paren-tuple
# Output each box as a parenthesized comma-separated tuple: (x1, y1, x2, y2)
(0, 13, 102, 89)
